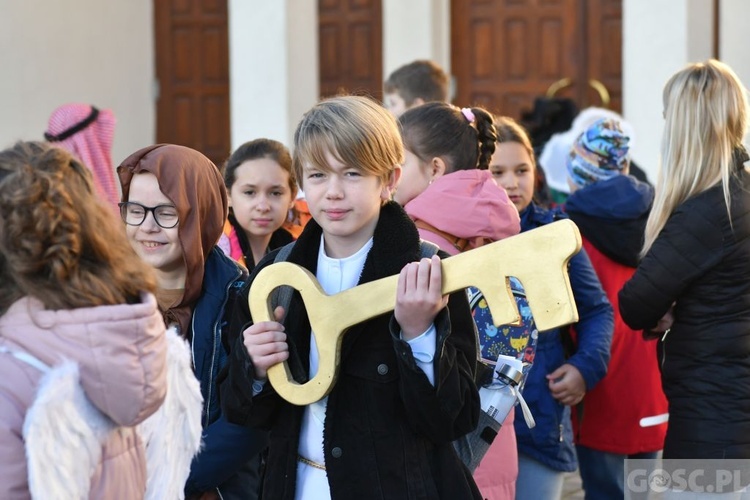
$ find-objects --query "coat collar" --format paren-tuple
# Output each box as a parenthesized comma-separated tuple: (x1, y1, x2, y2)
(519, 201, 567, 230)
(286, 201, 421, 285)
(279, 202, 421, 382)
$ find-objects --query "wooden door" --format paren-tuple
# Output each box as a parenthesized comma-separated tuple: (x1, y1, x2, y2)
(319, 0, 383, 100)
(154, 0, 230, 167)
(585, 0, 622, 112)
(451, 0, 621, 119)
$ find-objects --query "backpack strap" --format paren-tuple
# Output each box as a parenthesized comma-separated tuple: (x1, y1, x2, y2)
(414, 220, 470, 252)
(270, 242, 298, 314)
(418, 239, 440, 259)
(0, 345, 50, 373)
(274, 241, 296, 263)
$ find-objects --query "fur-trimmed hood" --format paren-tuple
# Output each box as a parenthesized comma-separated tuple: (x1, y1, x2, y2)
(0, 307, 202, 499)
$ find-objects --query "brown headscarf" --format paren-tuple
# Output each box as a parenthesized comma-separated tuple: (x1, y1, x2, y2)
(117, 144, 227, 335)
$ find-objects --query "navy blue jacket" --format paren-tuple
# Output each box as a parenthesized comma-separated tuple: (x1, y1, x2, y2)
(514, 202, 613, 471)
(566, 175, 654, 267)
(185, 247, 267, 498)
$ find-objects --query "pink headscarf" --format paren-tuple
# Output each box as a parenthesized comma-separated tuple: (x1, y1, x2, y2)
(45, 103, 119, 207)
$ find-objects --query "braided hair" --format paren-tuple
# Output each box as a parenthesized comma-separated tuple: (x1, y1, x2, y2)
(399, 102, 498, 172)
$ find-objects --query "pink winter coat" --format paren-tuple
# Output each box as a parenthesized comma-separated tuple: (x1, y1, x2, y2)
(0, 294, 167, 499)
(404, 169, 522, 500)
(404, 169, 520, 256)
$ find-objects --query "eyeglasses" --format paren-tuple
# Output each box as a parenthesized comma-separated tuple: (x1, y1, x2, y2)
(118, 202, 179, 229)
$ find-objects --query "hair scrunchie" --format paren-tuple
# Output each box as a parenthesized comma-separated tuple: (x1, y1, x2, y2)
(461, 107, 475, 123)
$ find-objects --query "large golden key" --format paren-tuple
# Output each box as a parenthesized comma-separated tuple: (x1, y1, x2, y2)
(249, 219, 581, 405)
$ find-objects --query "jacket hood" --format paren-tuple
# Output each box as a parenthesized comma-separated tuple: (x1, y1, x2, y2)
(404, 170, 520, 252)
(565, 174, 653, 221)
(565, 175, 654, 267)
(0, 294, 166, 425)
(117, 144, 227, 334)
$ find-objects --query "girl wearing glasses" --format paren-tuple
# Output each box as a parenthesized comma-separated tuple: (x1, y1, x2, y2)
(118, 144, 267, 500)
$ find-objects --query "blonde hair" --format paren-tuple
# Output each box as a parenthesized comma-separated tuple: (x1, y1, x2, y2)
(292, 95, 404, 188)
(643, 60, 749, 256)
(0, 142, 157, 314)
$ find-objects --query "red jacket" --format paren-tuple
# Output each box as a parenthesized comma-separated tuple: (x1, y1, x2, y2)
(572, 239, 668, 454)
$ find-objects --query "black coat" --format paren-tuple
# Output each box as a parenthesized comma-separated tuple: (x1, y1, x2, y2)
(619, 151, 750, 459)
(219, 202, 482, 499)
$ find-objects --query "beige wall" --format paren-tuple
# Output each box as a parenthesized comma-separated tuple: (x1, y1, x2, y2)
(229, 0, 454, 149)
(383, 0, 450, 78)
(623, 0, 750, 183)
(228, 0, 318, 150)
(229, 0, 453, 149)
(0, 0, 155, 166)
(623, 0, 694, 181)
(702, 0, 750, 147)
(721, 0, 750, 126)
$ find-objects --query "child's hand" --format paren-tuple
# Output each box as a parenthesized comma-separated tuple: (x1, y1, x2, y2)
(395, 255, 449, 341)
(243, 306, 289, 380)
(546, 363, 586, 406)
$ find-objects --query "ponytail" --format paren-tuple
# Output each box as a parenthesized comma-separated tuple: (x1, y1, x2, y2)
(399, 102, 498, 173)
(467, 106, 497, 170)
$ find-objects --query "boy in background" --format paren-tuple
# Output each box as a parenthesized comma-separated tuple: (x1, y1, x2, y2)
(383, 59, 450, 117)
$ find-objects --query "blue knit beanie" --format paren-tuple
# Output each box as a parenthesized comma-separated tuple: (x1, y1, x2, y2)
(566, 118, 630, 188)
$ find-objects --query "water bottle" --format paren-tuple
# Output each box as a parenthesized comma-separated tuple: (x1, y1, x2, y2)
(479, 355, 524, 426)
(453, 355, 532, 472)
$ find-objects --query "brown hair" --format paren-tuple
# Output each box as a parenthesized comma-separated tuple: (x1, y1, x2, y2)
(494, 116, 551, 203)
(0, 141, 156, 315)
(383, 59, 450, 106)
(493, 116, 537, 169)
(399, 102, 497, 172)
(222, 138, 298, 197)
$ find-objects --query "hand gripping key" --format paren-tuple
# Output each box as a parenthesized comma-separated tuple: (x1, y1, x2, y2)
(249, 219, 582, 405)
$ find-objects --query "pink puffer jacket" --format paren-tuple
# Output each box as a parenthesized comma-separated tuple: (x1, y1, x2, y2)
(405, 169, 522, 499)
(0, 294, 167, 499)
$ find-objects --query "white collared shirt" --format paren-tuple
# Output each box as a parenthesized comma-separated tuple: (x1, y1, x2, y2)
(295, 236, 437, 499)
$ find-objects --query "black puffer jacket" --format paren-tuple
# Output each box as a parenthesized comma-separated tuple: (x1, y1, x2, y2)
(619, 150, 750, 459)
(219, 202, 482, 499)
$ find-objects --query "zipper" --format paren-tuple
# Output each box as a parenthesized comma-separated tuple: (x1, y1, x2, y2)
(197, 264, 242, 428)
(660, 328, 670, 370)
(190, 313, 211, 427)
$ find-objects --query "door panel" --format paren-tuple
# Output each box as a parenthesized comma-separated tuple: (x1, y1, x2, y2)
(451, 0, 622, 119)
(319, 0, 383, 100)
(585, 0, 622, 111)
(154, 0, 230, 166)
